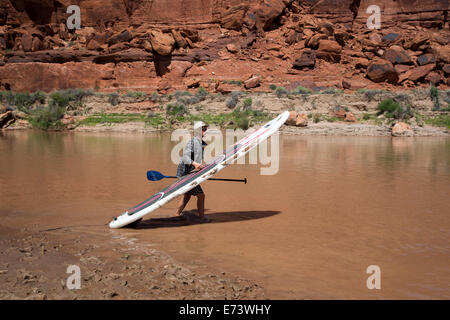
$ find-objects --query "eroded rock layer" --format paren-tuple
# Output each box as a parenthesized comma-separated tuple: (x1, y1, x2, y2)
(0, 0, 448, 92)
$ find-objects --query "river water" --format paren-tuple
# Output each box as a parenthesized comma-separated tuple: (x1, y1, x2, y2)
(1, 130, 449, 299)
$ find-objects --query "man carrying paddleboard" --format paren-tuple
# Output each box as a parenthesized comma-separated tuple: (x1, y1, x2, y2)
(175, 121, 210, 221)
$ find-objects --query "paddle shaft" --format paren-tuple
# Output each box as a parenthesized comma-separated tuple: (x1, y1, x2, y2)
(164, 175, 247, 183)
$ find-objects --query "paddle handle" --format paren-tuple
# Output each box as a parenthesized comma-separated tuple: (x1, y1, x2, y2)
(208, 177, 247, 183)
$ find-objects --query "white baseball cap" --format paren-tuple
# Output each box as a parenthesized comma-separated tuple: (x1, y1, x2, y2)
(194, 121, 208, 131)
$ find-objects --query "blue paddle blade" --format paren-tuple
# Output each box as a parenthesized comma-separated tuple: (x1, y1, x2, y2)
(147, 170, 165, 181)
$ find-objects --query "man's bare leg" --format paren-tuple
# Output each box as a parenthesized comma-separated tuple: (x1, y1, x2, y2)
(197, 193, 205, 218)
(176, 194, 191, 216)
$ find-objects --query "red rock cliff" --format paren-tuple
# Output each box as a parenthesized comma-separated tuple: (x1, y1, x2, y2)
(0, 0, 448, 92)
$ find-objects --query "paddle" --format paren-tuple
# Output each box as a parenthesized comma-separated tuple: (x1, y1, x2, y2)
(147, 170, 247, 184)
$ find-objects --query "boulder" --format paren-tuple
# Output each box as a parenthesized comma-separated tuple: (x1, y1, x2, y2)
(246, 0, 286, 31)
(306, 33, 328, 49)
(318, 40, 342, 53)
(220, 5, 248, 31)
(392, 122, 413, 137)
(354, 57, 369, 69)
(292, 49, 316, 69)
(333, 106, 346, 118)
(149, 30, 175, 56)
(171, 29, 187, 49)
(0, 111, 15, 128)
(345, 112, 357, 122)
(244, 76, 260, 89)
(87, 39, 101, 50)
(286, 111, 298, 126)
(404, 35, 429, 51)
(443, 64, 450, 76)
(286, 111, 308, 127)
(382, 33, 400, 44)
(226, 43, 239, 53)
(107, 30, 132, 46)
(384, 45, 412, 65)
(216, 82, 242, 93)
(285, 30, 302, 45)
(295, 113, 308, 127)
(417, 53, 436, 66)
(367, 59, 398, 83)
(31, 37, 42, 52)
(425, 72, 442, 85)
(21, 33, 33, 52)
(431, 45, 450, 64)
(334, 30, 351, 47)
(342, 79, 367, 90)
(399, 63, 436, 83)
(394, 64, 411, 74)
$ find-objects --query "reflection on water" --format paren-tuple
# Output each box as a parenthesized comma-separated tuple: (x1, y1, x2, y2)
(0, 131, 449, 299)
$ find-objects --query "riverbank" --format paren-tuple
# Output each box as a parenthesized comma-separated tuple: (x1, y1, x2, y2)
(0, 220, 264, 300)
(1, 88, 450, 136)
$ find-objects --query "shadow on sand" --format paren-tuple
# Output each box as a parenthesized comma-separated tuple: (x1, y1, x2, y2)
(130, 210, 281, 230)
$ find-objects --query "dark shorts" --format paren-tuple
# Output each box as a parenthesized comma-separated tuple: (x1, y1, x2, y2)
(186, 185, 204, 196)
(176, 163, 204, 196)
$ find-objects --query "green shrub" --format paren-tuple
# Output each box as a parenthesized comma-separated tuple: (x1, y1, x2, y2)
(313, 114, 321, 123)
(425, 115, 450, 129)
(124, 91, 147, 99)
(0, 91, 46, 114)
(320, 87, 342, 95)
(166, 103, 189, 118)
(269, 84, 277, 91)
(196, 87, 208, 100)
(225, 91, 241, 109)
(377, 98, 413, 120)
(291, 86, 313, 95)
(358, 89, 386, 101)
(29, 104, 65, 130)
(362, 113, 372, 120)
(242, 97, 252, 110)
(275, 86, 288, 97)
(150, 92, 160, 102)
(430, 85, 440, 110)
(107, 92, 119, 106)
(223, 80, 242, 86)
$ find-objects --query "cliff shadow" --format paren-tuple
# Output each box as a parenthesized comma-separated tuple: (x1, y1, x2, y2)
(153, 53, 172, 76)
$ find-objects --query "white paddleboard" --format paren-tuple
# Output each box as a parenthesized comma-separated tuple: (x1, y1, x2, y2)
(109, 110, 290, 228)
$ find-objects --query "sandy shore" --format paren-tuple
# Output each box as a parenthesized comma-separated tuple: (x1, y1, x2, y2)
(0, 221, 264, 300)
(67, 121, 450, 137)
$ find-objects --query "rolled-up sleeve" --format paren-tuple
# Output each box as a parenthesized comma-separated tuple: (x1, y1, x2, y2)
(181, 139, 194, 165)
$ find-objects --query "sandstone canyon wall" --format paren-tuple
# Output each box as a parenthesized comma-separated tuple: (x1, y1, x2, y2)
(0, 0, 448, 93)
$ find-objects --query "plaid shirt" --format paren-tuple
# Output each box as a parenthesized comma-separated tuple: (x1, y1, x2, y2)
(176, 137, 206, 177)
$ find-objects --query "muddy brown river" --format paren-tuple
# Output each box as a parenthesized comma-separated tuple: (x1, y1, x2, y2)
(1, 130, 449, 299)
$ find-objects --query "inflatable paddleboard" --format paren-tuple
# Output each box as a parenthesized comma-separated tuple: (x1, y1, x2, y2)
(109, 110, 290, 228)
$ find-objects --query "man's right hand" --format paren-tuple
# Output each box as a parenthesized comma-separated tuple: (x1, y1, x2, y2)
(192, 162, 204, 170)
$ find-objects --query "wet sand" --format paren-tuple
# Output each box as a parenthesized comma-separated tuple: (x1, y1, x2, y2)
(1, 131, 449, 299)
(0, 222, 264, 300)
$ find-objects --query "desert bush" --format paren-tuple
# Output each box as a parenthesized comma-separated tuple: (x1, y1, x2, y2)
(166, 103, 189, 118)
(430, 85, 440, 110)
(242, 97, 252, 110)
(291, 86, 313, 95)
(107, 92, 119, 106)
(377, 98, 413, 120)
(275, 86, 288, 97)
(29, 104, 65, 130)
(225, 91, 242, 109)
